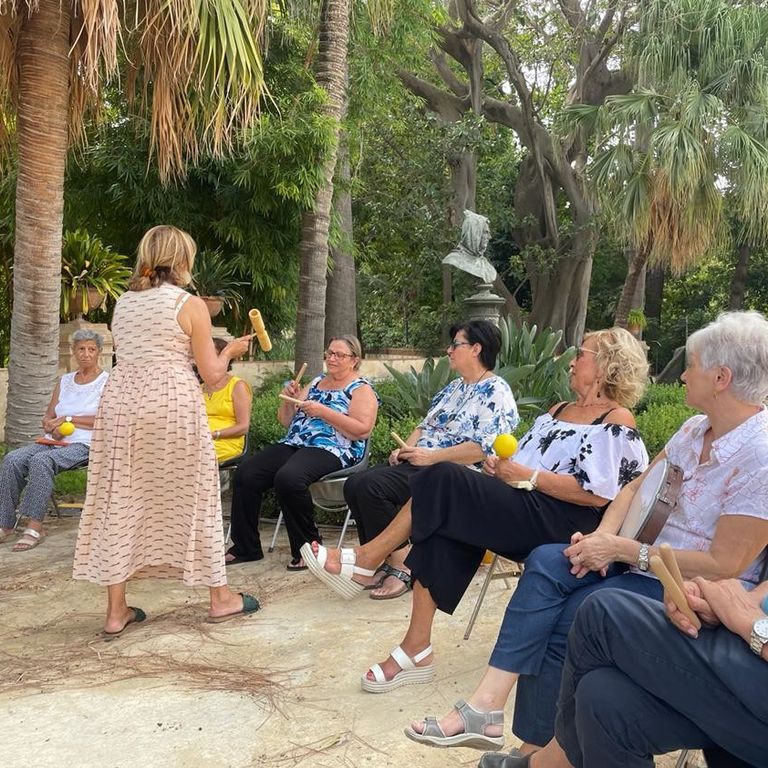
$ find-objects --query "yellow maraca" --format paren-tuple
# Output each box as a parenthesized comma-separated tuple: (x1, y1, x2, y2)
(493, 433, 518, 459)
(59, 421, 75, 437)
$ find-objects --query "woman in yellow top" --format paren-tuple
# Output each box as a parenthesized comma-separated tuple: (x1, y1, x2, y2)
(203, 338, 253, 463)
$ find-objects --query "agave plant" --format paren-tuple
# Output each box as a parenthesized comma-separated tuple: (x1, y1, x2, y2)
(380, 356, 457, 419)
(191, 249, 246, 313)
(61, 229, 132, 320)
(496, 319, 576, 417)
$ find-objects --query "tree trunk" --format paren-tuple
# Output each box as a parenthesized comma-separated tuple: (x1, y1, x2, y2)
(6, 0, 71, 446)
(324, 131, 357, 341)
(728, 243, 751, 310)
(614, 246, 650, 328)
(295, 0, 350, 378)
(645, 264, 665, 330)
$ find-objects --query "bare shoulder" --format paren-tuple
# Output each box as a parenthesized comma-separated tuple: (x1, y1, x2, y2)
(604, 407, 637, 429)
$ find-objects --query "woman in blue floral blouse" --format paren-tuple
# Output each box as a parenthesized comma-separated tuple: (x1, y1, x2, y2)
(302, 327, 650, 691)
(340, 319, 519, 598)
(226, 335, 378, 569)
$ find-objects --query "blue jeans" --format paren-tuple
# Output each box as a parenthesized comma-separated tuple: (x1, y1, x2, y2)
(485, 542, 663, 746)
(556, 590, 768, 768)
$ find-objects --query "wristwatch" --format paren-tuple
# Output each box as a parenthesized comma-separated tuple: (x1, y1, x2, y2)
(750, 616, 768, 656)
(510, 470, 539, 492)
(637, 543, 650, 572)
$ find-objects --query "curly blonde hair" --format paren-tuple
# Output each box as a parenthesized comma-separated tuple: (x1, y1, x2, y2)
(584, 327, 649, 408)
(128, 225, 196, 291)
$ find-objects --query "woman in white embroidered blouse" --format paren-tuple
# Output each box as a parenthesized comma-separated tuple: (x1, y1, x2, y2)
(407, 310, 768, 760)
(302, 327, 650, 687)
(0, 330, 109, 552)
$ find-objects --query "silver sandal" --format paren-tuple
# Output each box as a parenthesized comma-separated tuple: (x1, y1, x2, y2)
(403, 698, 504, 750)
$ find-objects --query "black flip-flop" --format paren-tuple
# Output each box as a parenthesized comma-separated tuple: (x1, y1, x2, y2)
(101, 607, 147, 640)
(286, 558, 308, 571)
(206, 593, 261, 624)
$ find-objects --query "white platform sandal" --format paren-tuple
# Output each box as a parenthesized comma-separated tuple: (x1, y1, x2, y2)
(300, 542, 376, 600)
(361, 644, 435, 693)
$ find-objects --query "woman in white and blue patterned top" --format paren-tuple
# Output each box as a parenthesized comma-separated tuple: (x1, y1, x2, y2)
(227, 335, 378, 570)
(341, 320, 518, 599)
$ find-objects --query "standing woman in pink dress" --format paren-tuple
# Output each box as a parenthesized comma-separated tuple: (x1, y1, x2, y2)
(73, 225, 258, 636)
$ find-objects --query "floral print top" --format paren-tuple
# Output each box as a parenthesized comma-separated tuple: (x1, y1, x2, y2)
(417, 374, 519, 465)
(647, 409, 768, 584)
(280, 375, 374, 467)
(515, 411, 648, 502)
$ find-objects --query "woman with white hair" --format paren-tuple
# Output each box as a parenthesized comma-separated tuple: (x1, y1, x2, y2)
(406, 311, 768, 759)
(0, 329, 109, 551)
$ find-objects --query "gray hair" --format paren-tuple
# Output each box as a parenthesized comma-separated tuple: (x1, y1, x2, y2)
(72, 329, 104, 350)
(687, 310, 768, 405)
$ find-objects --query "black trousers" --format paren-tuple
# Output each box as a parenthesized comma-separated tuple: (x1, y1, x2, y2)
(406, 463, 603, 614)
(229, 443, 342, 561)
(343, 461, 422, 547)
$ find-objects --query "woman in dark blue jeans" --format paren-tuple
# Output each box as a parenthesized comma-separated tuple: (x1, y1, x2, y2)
(406, 310, 768, 754)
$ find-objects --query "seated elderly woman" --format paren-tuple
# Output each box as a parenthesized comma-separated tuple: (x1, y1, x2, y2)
(0, 329, 109, 552)
(302, 327, 650, 689)
(203, 337, 253, 463)
(405, 310, 768, 757)
(226, 335, 378, 570)
(343, 320, 519, 599)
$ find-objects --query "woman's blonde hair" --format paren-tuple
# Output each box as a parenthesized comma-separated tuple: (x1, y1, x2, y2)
(128, 225, 196, 291)
(329, 335, 363, 371)
(585, 327, 649, 408)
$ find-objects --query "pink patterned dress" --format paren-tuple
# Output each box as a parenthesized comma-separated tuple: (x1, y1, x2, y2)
(73, 283, 226, 586)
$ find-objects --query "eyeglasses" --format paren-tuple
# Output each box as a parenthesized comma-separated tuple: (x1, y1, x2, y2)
(324, 349, 356, 360)
(575, 347, 598, 360)
(448, 340, 472, 350)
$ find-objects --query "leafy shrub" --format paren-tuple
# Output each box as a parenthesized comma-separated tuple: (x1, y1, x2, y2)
(496, 320, 576, 417)
(635, 402, 696, 459)
(636, 383, 688, 413)
(381, 357, 456, 418)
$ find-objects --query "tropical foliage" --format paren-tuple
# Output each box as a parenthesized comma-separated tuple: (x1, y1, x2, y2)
(60, 229, 131, 320)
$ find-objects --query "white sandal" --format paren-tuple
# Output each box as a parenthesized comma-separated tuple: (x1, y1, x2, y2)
(12, 527, 44, 552)
(300, 542, 376, 600)
(361, 644, 435, 693)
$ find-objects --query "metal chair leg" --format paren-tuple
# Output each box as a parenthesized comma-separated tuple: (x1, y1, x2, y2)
(268, 511, 283, 553)
(675, 750, 695, 768)
(464, 555, 500, 640)
(336, 507, 353, 548)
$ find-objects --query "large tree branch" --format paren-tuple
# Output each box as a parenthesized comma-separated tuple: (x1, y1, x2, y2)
(430, 49, 468, 98)
(397, 70, 468, 122)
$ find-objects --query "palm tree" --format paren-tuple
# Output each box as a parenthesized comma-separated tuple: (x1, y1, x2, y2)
(0, 0, 267, 444)
(294, 0, 352, 377)
(566, 0, 768, 327)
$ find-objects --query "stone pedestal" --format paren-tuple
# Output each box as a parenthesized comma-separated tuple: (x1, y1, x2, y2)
(463, 282, 506, 326)
(59, 318, 114, 374)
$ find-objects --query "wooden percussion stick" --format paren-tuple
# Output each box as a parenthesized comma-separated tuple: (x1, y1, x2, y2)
(391, 431, 409, 449)
(659, 543, 686, 591)
(650, 555, 701, 629)
(278, 393, 304, 406)
(294, 362, 308, 385)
